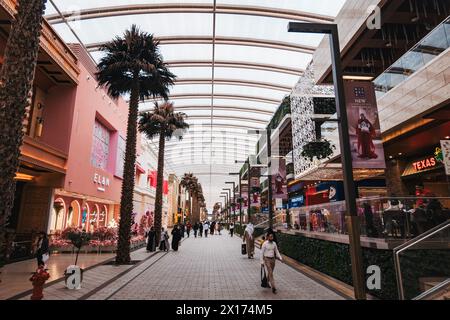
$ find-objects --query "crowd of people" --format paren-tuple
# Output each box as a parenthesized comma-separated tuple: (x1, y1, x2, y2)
(145, 220, 234, 253)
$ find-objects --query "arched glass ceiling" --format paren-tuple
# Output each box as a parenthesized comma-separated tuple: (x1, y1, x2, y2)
(46, 0, 347, 209)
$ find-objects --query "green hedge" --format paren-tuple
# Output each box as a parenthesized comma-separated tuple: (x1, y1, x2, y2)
(276, 232, 396, 299)
(276, 232, 450, 300)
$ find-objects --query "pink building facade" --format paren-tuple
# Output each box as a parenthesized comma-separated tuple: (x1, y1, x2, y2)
(49, 45, 130, 234)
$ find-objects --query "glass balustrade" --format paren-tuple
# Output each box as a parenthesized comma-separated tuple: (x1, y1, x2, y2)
(290, 197, 450, 240)
(374, 16, 450, 97)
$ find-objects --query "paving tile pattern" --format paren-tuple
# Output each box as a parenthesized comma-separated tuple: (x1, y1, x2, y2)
(90, 234, 343, 300)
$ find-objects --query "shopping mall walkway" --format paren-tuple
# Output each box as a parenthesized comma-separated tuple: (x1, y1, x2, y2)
(14, 232, 343, 300)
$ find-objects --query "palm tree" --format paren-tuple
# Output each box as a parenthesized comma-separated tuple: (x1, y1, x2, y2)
(0, 0, 47, 266)
(96, 25, 175, 264)
(139, 102, 189, 243)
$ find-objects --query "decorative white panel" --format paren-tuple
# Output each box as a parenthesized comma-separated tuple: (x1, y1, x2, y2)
(291, 62, 335, 178)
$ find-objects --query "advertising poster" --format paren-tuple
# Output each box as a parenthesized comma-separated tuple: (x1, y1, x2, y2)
(250, 177, 260, 207)
(271, 158, 288, 200)
(344, 81, 386, 169)
(440, 140, 450, 175)
(240, 184, 249, 211)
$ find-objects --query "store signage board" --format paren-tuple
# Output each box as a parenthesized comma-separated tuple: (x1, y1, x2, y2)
(275, 198, 283, 209)
(440, 140, 450, 175)
(94, 173, 110, 192)
(413, 157, 437, 171)
(344, 81, 386, 169)
(272, 158, 288, 200)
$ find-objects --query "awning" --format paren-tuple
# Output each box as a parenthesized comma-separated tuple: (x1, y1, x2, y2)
(135, 164, 145, 174)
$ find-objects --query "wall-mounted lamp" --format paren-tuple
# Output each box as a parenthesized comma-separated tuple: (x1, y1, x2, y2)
(35, 117, 44, 137)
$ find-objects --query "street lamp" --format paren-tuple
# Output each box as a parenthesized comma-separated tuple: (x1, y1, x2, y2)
(229, 172, 242, 225)
(288, 21, 365, 300)
(236, 159, 251, 223)
(225, 181, 236, 223)
(222, 188, 232, 223)
(220, 195, 228, 222)
(220, 192, 229, 222)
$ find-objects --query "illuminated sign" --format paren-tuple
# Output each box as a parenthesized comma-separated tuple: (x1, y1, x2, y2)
(94, 173, 110, 192)
(412, 157, 436, 171)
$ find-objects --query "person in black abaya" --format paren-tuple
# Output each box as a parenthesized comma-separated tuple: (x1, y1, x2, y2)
(146, 226, 156, 252)
(171, 225, 182, 251)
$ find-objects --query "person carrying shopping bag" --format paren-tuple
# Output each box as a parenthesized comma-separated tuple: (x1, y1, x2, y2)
(260, 232, 283, 294)
(243, 222, 255, 259)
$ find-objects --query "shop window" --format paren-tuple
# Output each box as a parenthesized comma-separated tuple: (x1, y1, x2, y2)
(91, 120, 111, 170)
(115, 135, 126, 178)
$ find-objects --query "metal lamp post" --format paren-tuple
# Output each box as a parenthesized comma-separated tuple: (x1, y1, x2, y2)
(220, 194, 228, 222)
(225, 181, 236, 223)
(229, 172, 242, 225)
(287, 22, 366, 300)
(223, 188, 232, 224)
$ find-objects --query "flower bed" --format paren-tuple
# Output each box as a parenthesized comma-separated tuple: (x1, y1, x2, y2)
(50, 226, 145, 253)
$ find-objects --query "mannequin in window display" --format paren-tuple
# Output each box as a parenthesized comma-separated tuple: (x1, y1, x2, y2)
(253, 192, 259, 204)
(67, 207, 73, 227)
(356, 113, 377, 159)
(81, 208, 88, 231)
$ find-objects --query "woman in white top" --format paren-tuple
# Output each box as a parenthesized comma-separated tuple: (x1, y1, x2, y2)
(260, 232, 283, 294)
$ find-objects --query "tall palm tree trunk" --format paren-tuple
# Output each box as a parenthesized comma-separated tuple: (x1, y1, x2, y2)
(0, 0, 47, 265)
(154, 129, 166, 244)
(115, 79, 139, 264)
(192, 194, 198, 223)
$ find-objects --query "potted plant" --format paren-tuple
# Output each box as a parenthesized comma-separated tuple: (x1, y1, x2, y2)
(301, 139, 336, 162)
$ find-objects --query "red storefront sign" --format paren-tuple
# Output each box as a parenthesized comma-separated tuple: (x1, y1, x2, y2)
(413, 157, 437, 171)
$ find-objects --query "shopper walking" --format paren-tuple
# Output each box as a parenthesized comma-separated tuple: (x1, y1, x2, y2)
(159, 228, 169, 252)
(171, 225, 182, 251)
(35, 232, 49, 267)
(203, 221, 209, 237)
(260, 232, 283, 294)
(198, 222, 203, 237)
(186, 222, 192, 238)
(210, 221, 215, 235)
(193, 222, 199, 238)
(180, 223, 185, 238)
(229, 222, 234, 237)
(243, 222, 255, 259)
(146, 226, 156, 252)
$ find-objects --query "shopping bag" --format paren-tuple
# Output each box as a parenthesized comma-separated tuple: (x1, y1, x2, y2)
(42, 253, 49, 263)
(261, 265, 269, 288)
(241, 243, 247, 255)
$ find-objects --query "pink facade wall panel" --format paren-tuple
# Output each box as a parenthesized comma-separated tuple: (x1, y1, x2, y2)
(40, 86, 77, 154)
(63, 51, 129, 203)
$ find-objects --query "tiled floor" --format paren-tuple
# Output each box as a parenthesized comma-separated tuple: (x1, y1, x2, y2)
(89, 234, 344, 300)
(0, 252, 114, 300)
(7, 234, 344, 300)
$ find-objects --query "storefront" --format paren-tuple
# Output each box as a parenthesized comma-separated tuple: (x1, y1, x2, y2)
(50, 190, 116, 233)
(401, 148, 450, 199)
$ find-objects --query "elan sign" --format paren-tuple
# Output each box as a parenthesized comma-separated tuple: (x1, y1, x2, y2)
(93, 173, 110, 192)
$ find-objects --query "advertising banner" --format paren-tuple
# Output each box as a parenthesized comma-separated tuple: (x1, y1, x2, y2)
(271, 158, 288, 200)
(240, 184, 249, 210)
(440, 140, 450, 175)
(250, 177, 260, 207)
(344, 81, 386, 169)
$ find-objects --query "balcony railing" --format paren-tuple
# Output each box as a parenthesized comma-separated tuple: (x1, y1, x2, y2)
(373, 15, 450, 97)
(290, 197, 450, 240)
